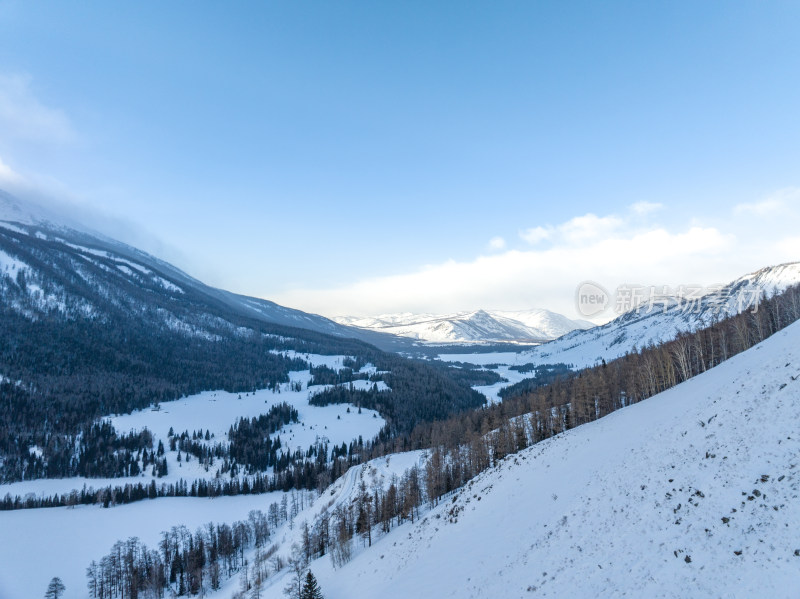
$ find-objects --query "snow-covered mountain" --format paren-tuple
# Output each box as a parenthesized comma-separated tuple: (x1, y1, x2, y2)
(334, 308, 593, 344)
(266, 318, 800, 599)
(0, 190, 410, 351)
(522, 262, 800, 369)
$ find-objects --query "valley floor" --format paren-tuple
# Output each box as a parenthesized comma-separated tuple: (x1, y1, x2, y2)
(0, 353, 386, 501)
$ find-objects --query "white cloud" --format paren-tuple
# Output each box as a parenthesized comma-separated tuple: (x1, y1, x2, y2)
(733, 189, 800, 217)
(630, 201, 663, 215)
(0, 156, 23, 186)
(488, 236, 506, 251)
(557, 213, 622, 244)
(520, 214, 624, 247)
(520, 225, 552, 245)
(274, 194, 800, 321)
(0, 73, 76, 144)
(734, 199, 783, 216)
(776, 236, 800, 256)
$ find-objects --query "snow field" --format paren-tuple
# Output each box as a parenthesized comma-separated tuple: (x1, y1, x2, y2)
(0, 493, 287, 599)
(0, 355, 386, 500)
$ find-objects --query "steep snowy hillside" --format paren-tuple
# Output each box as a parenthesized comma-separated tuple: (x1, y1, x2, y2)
(334, 308, 592, 344)
(281, 319, 800, 599)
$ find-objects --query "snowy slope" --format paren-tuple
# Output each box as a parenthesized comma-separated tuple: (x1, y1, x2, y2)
(334, 309, 592, 344)
(493, 308, 594, 338)
(277, 319, 800, 599)
(511, 262, 800, 370)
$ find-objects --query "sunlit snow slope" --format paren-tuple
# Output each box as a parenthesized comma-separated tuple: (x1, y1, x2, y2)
(292, 320, 800, 599)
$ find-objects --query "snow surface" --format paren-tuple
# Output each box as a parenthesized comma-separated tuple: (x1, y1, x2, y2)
(436, 351, 528, 366)
(274, 320, 800, 599)
(153, 274, 183, 293)
(0, 248, 29, 274)
(0, 493, 288, 599)
(469, 364, 532, 404)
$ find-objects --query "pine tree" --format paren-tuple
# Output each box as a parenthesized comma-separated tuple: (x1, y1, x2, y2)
(300, 571, 324, 599)
(44, 577, 66, 599)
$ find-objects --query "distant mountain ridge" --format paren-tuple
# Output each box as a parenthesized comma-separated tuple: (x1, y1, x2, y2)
(334, 309, 594, 344)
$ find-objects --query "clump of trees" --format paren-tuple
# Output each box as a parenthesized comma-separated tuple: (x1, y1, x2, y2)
(1, 419, 164, 482)
(308, 364, 368, 387)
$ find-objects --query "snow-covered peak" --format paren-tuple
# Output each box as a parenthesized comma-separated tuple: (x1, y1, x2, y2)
(332, 309, 592, 344)
(492, 308, 594, 338)
(730, 262, 800, 297)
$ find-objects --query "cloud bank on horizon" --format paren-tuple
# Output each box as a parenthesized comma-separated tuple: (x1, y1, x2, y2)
(274, 193, 800, 322)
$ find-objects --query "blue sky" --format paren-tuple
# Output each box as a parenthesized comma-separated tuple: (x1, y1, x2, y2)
(1, 1, 799, 317)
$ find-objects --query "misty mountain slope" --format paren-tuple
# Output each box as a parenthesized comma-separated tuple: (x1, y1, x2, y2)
(295, 319, 800, 599)
(0, 189, 411, 351)
(526, 262, 800, 369)
(334, 308, 592, 344)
